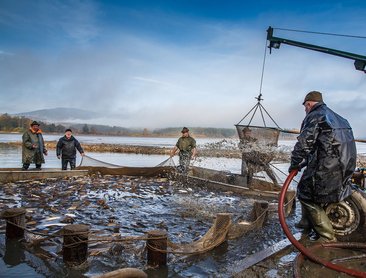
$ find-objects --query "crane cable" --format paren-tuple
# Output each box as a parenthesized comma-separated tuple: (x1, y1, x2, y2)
(236, 37, 281, 129)
(273, 27, 366, 40)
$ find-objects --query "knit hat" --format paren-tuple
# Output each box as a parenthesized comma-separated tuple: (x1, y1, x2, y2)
(303, 91, 323, 104)
(65, 128, 72, 133)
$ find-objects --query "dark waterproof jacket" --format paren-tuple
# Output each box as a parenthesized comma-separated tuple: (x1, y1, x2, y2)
(290, 102, 356, 204)
(56, 136, 84, 159)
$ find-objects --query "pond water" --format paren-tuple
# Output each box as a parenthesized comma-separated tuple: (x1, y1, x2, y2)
(1, 134, 365, 277)
(0, 133, 222, 147)
(0, 133, 296, 173)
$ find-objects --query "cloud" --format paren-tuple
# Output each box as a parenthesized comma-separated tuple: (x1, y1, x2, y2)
(0, 0, 100, 46)
(0, 2, 365, 138)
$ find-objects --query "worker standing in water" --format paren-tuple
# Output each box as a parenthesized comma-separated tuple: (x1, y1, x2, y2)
(170, 127, 197, 173)
(289, 91, 356, 242)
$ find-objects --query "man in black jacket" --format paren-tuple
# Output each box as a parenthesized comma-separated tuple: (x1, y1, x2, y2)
(289, 91, 356, 242)
(56, 129, 85, 170)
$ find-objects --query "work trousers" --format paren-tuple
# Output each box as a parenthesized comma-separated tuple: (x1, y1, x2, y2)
(178, 152, 191, 173)
(22, 163, 42, 170)
(62, 158, 76, 170)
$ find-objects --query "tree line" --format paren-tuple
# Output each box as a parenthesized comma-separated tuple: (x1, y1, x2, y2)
(0, 113, 237, 137)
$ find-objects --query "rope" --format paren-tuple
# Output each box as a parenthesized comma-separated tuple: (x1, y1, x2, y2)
(63, 235, 152, 248)
(236, 103, 258, 125)
(3, 217, 233, 256)
(273, 27, 366, 40)
(269, 162, 299, 184)
(258, 37, 268, 97)
(4, 219, 92, 238)
(259, 104, 281, 129)
(258, 103, 267, 127)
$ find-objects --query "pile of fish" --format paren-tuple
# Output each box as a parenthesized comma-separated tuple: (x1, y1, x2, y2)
(0, 174, 274, 276)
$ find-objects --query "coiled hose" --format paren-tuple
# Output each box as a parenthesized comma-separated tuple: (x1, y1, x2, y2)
(279, 170, 366, 278)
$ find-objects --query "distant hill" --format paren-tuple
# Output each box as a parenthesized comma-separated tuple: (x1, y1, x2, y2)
(15, 107, 101, 122)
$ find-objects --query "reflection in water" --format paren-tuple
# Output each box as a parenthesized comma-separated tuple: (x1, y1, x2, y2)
(4, 238, 25, 266)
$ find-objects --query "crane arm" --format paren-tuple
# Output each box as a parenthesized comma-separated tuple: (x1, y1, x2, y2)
(267, 26, 366, 73)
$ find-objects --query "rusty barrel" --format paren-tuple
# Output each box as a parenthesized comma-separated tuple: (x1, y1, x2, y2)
(147, 230, 167, 267)
(1, 207, 26, 239)
(62, 224, 90, 266)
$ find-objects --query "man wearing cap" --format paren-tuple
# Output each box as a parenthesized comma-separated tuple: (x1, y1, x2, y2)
(56, 129, 85, 170)
(22, 121, 48, 170)
(289, 91, 356, 242)
(170, 127, 197, 172)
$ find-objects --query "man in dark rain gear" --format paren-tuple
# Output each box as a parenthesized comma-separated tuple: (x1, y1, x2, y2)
(170, 127, 197, 173)
(22, 121, 48, 170)
(289, 91, 356, 242)
(56, 129, 85, 170)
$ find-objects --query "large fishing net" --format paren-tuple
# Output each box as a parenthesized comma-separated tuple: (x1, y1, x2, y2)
(77, 155, 174, 177)
(145, 201, 270, 255)
(236, 125, 280, 163)
(235, 125, 282, 187)
(80, 155, 122, 168)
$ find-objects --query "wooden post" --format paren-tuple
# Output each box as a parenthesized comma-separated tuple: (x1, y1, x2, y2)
(62, 224, 89, 266)
(1, 207, 26, 239)
(147, 230, 167, 267)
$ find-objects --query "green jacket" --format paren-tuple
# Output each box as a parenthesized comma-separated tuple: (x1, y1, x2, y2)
(176, 136, 196, 155)
(22, 129, 47, 164)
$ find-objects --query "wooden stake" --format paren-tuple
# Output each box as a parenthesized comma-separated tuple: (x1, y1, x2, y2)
(1, 207, 26, 239)
(62, 224, 89, 266)
(147, 230, 167, 267)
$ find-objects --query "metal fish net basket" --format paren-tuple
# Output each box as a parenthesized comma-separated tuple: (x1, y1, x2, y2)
(235, 125, 280, 163)
(235, 125, 280, 147)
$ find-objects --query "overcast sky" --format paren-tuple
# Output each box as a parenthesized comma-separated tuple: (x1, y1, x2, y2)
(0, 0, 365, 136)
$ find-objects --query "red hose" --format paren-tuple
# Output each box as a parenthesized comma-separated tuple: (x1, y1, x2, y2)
(278, 170, 366, 278)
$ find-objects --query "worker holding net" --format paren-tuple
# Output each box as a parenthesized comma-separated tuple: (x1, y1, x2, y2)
(170, 127, 197, 173)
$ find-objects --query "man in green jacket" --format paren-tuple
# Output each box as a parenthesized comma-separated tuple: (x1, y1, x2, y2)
(22, 121, 48, 170)
(170, 127, 197, 172)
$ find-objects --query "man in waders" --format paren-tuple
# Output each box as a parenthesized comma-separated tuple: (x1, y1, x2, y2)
(289, 91, 356, 242)
(170, 127, 197, 173)
(56, 129, 85, 170)
(22, 121, 48, 170)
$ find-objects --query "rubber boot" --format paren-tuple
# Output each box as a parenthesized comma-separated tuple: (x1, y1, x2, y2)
(295, 202, 311, 230)
(300, 200, 336, 242)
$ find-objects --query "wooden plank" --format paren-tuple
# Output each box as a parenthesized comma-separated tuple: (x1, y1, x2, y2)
(231, 232, 302, 275)
(0, 169, 89, 183)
